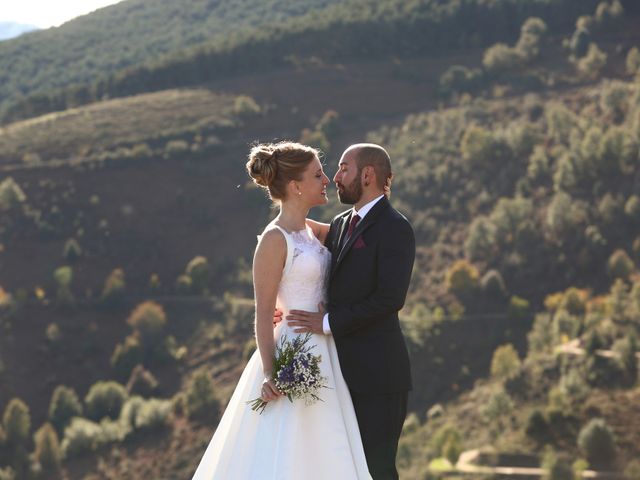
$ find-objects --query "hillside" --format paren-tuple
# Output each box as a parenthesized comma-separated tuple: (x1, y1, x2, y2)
(0, 0, 614, 124)
(1, 0, 640, 479)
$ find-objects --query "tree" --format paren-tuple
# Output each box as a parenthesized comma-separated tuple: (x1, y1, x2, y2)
(569, 29, 591, 58)
(607, 250, 635, 280)
(185, 255, 211, 293)
(464, 217, 496, 261)
(577, 418, 616, 468)
(2, 398, 30, 446)
(84, 381, 128, 421)
(626, 47, 640, 76)
(186, 367, 219, 421)
(33, 423, 62, 472)
(576, 43, 607, 80)
(48, 386, 83, 434)
(445, 260, 479, 299)
(490, 344, 521, 381)
(483, 43, 523, 75)
(126, 301, 167, 347)
(101, 268, 126, 306)
(516, 17, 547, 61)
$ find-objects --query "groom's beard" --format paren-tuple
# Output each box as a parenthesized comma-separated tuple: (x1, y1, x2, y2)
(336, 177, 363, 205)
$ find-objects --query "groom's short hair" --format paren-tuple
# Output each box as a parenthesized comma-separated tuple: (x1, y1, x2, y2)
(351, 143, 393, 193)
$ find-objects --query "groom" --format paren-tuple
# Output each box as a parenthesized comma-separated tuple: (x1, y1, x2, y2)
(287, 143, 415, 480)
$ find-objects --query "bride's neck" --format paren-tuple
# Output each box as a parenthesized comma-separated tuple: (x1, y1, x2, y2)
(276, 201, 309, 231)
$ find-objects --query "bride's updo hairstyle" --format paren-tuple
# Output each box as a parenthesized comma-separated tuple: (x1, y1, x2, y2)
(246, 141, 319, 202)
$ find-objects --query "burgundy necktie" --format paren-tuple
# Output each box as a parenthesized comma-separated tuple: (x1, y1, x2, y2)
(345, 213, 360, 240)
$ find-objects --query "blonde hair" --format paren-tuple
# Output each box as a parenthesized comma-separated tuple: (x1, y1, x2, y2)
(246, 141, 319, 201)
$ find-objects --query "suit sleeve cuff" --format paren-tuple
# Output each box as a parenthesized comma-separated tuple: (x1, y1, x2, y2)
(322, 313, 332, 335)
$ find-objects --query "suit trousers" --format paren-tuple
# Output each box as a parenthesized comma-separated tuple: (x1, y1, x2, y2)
(349, 389, 408, 480)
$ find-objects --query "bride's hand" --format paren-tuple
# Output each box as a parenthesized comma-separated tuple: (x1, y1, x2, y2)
(260, 377, 282, 402)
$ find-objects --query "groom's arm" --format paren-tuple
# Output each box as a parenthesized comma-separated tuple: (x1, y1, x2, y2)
(328, 217, 415, 338)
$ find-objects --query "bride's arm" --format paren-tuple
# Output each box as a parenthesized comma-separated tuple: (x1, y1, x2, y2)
(252, 229, 286, 400)
(305, 218, 330, 244)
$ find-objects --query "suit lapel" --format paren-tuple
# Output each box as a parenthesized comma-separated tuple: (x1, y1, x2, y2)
(332, 196, 390, 277)
(330, 213, 351, 272)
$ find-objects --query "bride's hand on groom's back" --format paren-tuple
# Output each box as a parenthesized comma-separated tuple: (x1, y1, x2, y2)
(273, 308, 283, 327)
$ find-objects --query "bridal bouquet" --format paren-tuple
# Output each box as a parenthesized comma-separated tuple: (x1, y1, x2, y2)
(248, 332, 328, 414)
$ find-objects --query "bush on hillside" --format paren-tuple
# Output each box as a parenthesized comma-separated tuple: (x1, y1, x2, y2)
(445, 260, 479, 300)
(577, 418, 616, 468)
(62, 238, 82, 263)
(186, 367, 219, 422)
(111, 334, 144, 379)
(490, 344, 521, 381)
(32, 423, 62, 473)
(84, 381, 128, 421)
(480, 269, 508, 301)
(0, 178, 27, 211)
(607, 249, 635, 280)
(126, 301, 167, 347)
(2, 398, 31, 446)
(61, 417, 101, 458)
(185, 256, 211, 294)
(48, 386, 83, 434)
(575, 43, 607, 80)
(134, 398, 172, 431)
(100, 268, 126, 307)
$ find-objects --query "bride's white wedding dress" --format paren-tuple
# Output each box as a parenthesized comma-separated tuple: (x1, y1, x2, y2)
(192, 225, 371, 479)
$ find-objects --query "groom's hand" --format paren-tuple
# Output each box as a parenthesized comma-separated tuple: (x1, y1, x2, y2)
(273, 308, 283, 327)
(287, 303, 325, 334)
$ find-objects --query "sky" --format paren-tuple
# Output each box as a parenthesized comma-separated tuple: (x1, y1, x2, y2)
(1, 0, 124, 28)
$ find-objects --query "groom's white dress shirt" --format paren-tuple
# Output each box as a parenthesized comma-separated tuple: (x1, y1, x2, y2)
(322, 194, 385, 335)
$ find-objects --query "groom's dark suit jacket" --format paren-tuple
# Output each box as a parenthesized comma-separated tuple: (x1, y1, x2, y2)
(326, 196, 415, 394)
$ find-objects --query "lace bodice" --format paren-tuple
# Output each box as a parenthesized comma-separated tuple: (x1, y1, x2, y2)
(271, 225, 331, 317)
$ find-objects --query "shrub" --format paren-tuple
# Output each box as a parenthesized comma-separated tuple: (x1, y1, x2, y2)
(63, 238, 82, 263)
(483, 43, 523, 74)
(460, 125, 507, 168)
(576, 43, 607, 80)
(607, 249, 635, 280)
(464, 217, 496, 261)
(600, 81, 629, 122)
(84, 381, 128, 421)
(627, 47, 640, 76)
(0, 467, 15, 480)
(569, 28, 591, 58)
(175, 273, 192, 294)
(491, 344, 521, 381)
(625, 196, 640, 220)
(445, 260, 479, 299)
(516, 17, 547, 61)
(480, 269, 507, 300)
(233, 95, 260, 117)
(61, 417, 101, 458)
(48, 386, 83, 434)
(53, 266, 75, 308)
(525, 409, 548, 441)
(317, 110, 340, 139)
(0, 177, 27, 210)
(186, 367, 219, 421)
(111, 334, 143, 379)
(118, 396, 145, 431)
(186, 256, 211, 293)
(577, 418, 616, 467)
(481, 388, 513, 423)
(100, 268, 126, 306)
(126, 365, 159, 398)
(431, 424, 461, 459)
(541, 447, 573, 480)
(625, 459, 640, 480)
(45, 322, 62, 346)
(508, 296, 530, 320)
(134, 398, 172, 431)
(33, 423, 62, 472)
(126, 301, 167, 347)
(2, 398, 31, 446)
(165, 139, 189, 158)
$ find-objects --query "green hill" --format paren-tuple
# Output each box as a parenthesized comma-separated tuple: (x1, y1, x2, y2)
(0, 0, 609, 123)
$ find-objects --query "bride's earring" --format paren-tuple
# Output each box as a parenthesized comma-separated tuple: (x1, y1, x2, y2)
(298, 191, 302, 196)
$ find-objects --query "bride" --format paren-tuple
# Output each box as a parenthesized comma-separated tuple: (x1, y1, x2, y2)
(191, 141, 371, 479)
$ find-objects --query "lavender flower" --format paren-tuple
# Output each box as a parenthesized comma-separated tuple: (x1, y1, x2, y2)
(248, 332, 328, 414)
